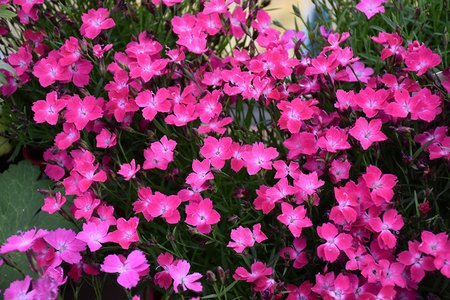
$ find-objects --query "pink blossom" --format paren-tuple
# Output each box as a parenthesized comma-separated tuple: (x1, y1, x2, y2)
(0, 228, 47, 254)
(362, 165, 397, 204)
(185, 198, 220, 234)
(165, 103, 197, 126)
(168, 260, 203, 293)
(317, 127, 351, 152)
(242, 142, 278, 175)
(64, 95, 103, 130)
(200, 136, 233, 169)
(154, 252, 174, 289)
(42, 192, 66, 214)
(44, 228, 86, 266)
(397, 240, 435, 282)
(279, 237, 308, 269)
(7, 46, 32, 76)
(147, 192, 181, 224)
(80, 8, 116, 39)
(378, 259, 406, 287)
(135, 89, 171, 121)
(277, 98, 316, 133)
(354, 87, 390, 118)
(349, 117, 387, 150)
(404, 46, 442, 76)
(4, 276, 35, 300)
(283, 132, 318, 159)
(107, 217, 140, 249)
(32, 55, 70, 87)
(277, 202, 312, 238)
(118, 159, 141, 181)
(356, 0, 387, 19)
(369, 209, 404, 249)
(73, 192, 101, 221)
(13, 0, 43, 14)
(96, 128, 117, 148)
(76, 221, 109, 252)
(32, 92, 66, 125)
(294, 171, 324, 196)
(186, 159, 214, 188)
(418, 231, 448, 256)
(55, 123, 80, 150)
(129, 54, 168, 83)
(101, 250, 149, 289)
(317, 223, 353, 262)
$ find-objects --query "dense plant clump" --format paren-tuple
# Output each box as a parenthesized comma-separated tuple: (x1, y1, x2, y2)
(0, 0, 449, 299)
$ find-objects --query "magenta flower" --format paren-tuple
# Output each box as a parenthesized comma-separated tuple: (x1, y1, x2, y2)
(378, 259, 406, 287)
(185, 198, 220, 234)
(227, 224, 267, 253)
(42, 192, 66, 215)
(0, 228, 47, 254)
(4, 276, 35, 300)
(186, 159, 214, 188)
(107, 217, 140, 249)
(277, 98, 315, 133)
(147, 192, 181, 224)
(118, 159, 141, 181)
(362, 165, 397, 205)
(7, 46, 32, 76)
(294, 171, 325, 196)
(279, 237, 308, 269)
(200, 136, 233, 169)
(64, 95, 103, 131)
(233, 261, 272, 286)
(356, 0, 387, 19)
(135, 89, 171, 121)
(32, 56, 70, 87)
(242, 142, 279, 175)
(404, 46, 442, 76)
(283, 132, 318, 159)
(317, 127, 351, 152)
(96, 128, 117, 149)
(168, 260, 203, 293)
(154, 252, 175, 289)
(277, 202, 312, 238)
(76, 221, 109, 252)
(354, 87, 390, 118)
(73, 192, 101, 220)
(397, 241, 435, 282)
(80, 8, 115, 39)
(369, 209, 404, 249)
(101, 250, 149, 289)
(317, 223, 352, 262)
(349, 117, 387, 150)
(418, 231, 448, 256)
(44, 228, 86, 266)
(55, 123, 80, 150)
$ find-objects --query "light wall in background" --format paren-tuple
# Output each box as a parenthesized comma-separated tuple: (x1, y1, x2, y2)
(266, 0, 314, 31)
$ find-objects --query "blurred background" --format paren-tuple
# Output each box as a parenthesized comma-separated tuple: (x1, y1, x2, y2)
(266, 0, 314, 31)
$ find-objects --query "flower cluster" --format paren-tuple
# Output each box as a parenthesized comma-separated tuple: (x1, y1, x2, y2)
(0, 0, 449, 299)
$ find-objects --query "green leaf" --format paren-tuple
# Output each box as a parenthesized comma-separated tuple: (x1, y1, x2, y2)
(0, 61, 16, 77)
(0, 5, 16, 20)
(0, 161, 72, 289)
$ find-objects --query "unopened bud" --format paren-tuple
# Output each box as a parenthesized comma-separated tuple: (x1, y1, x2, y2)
(216, 266, 226, 284)
(206, 270, 216, 283)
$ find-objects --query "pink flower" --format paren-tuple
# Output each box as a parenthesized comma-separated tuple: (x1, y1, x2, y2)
(277, 98, 316, 133)
(434, 252, 450, 278)
(101, 250, 149, 289)
(64, 95, 103, 130)
(135, 89, 171, 121)
(200, 136, 233, 169)
(277, 202, 312, 238)
(165, 103, 197, 126)
(397, 241, 435, 282)
(0, 228, 47, 254)
(227, 224, 267, 253)
(317, 127, 351, 152)
(93, 43, 113, 58)
(154, 252, 174, 289)
(294, 171, 324, 196)
(349, 117, 387, 150)
(418, 231, 448, 256)
(378, 259, 406, 287)
(283, 132, 318, 159)
(73, 192, 101, 220)
(362, 165, 397, 204)
(13, 0, 43, 14)
(186, 159, 214, 188)
(354, 87, 390, 118)
(80, 8, 115, 39)
(129, 54, 168, 83)
(7, 46, 32, 76)
(107, 217, 140, 249)
(317, 223, 353, 262)
(44, 228, 86, 266)
(233, 261, 273, 290)
(4, 276, 35, 300)
(76, 221, 109, 252)
(147, 192, 181, 224)
(404, 46, 442, 76)
(55, 123, 80, 150)
(356, 0, 387, 19)
(242, 142, 279, 175)
(32, 56, 70, 87)
(185, 198, 220, 234)
(96, 128, 117, 148)
(168, 260, 203, 293)
(42, 192, 66, 214)
(369, 209, 404, 249)
(118, 159, 141, 181)
(279, 237, 308, 269)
